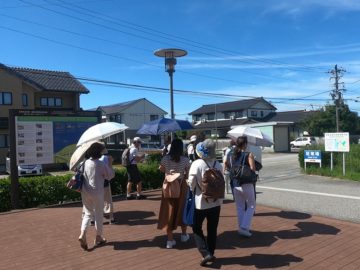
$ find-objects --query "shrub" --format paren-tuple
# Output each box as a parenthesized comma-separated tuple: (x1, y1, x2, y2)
(299, 143, 360, 181)
(0, 162, 163, 212)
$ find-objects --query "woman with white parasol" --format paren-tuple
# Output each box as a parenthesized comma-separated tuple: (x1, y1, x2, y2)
(76, 142, 115, 250)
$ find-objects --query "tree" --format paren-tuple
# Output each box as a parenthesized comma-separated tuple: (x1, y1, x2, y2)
(300, 104, 360, 136)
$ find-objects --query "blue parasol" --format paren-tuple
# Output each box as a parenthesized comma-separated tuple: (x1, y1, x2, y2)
(137, 118, 193, 135)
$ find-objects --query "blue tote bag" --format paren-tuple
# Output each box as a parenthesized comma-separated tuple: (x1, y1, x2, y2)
(183, 188, 195, 226)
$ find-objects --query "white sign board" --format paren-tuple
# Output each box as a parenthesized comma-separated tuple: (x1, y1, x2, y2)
(15, 119, 54, 165)
(324, 132, 350, 152)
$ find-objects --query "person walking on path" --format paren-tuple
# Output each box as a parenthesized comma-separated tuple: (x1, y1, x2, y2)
(99, 150, 115, 224)
(230, 136, 256, 238)
(158, 138, 191, 249)
(187, 135, 197, 162)
(187, 139, 223, 267)
(126, 137, 146, 200)
(78, 142, 115, 250)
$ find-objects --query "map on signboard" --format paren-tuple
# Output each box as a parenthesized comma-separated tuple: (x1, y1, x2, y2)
(324, 132, 350, 152)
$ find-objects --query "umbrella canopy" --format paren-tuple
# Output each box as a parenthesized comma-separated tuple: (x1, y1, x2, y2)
(69, 140, 104, 171)
(227, 126, 273, 147)
(137, 118, 193, 135)
(77, 122, 128, 146)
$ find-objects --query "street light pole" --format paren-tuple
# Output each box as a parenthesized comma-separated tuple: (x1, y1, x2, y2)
(168, 64, 175, 119)
(154, 48, 187, 120)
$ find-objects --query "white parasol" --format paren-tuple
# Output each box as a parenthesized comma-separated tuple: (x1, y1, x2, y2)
(77, 122, 128, 146)
(227, 126, 273, 147)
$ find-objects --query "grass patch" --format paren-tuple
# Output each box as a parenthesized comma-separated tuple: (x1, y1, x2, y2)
(299, 144, 360, 181)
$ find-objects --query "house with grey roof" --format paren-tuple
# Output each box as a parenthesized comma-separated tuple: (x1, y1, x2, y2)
(189, 97, 277, 138)
(96, 98, 167, 144)
(189, 98, 315, 152)
(0, 63, 89, 171)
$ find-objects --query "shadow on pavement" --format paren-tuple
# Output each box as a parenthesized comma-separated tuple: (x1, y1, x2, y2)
(208, 253, 303, 269)
(255, 210, 312, 220)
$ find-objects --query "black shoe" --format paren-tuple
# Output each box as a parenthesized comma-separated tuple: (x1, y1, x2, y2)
(126, 194, 135, 200)
(136, 194, 146, 200)
(200, 255, 214, 267)
(90, 221, 95, 226)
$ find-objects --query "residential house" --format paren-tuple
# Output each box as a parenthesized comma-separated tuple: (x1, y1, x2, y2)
(189, 98, 315, 152)
(189, 97, 277, 137)
(96, 98, 167, 144)
(0, 63, 89, 171)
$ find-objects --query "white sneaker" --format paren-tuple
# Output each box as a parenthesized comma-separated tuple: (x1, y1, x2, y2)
(166, 239, 176, 249)
(181, 233, 190, 242)
(239, 228, 252, 238)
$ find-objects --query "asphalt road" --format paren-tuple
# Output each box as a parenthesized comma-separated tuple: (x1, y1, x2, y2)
(253, 153, 360, 223)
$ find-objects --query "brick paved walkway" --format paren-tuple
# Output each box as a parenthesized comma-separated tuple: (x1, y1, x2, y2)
(1, 190, 360, 270)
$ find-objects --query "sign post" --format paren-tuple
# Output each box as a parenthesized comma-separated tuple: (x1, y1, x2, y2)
(324, 132, 350, 175)
(304, 150, 322, 171)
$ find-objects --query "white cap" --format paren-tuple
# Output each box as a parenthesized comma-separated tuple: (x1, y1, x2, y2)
(190, 135, 197, 142)
(133, 137, 142, 143)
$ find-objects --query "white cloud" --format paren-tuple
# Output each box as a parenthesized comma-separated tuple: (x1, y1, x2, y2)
(263, 0, 360, 14)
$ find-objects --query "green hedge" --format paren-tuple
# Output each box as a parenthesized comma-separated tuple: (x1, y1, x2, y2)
(298, 144, 360, 181)
(0, 160, 163, 213)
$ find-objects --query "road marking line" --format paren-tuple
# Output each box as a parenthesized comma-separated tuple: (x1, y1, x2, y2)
(257, 185, 360, 200)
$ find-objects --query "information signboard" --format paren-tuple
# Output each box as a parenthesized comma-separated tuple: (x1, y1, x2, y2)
(13, 111, 100, 166)
(324, 132, 350, 152)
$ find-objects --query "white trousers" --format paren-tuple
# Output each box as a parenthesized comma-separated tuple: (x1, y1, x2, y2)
(233, 183, 256, 231)
(103, 185, 114, 219)
(81, 191, 104, 236)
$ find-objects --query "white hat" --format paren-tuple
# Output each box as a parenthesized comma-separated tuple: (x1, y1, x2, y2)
(190, 135, 197, 142)
(133, 137, 142, 143)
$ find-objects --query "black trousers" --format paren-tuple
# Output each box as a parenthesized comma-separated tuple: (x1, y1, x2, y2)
(192, 205, 221, 257)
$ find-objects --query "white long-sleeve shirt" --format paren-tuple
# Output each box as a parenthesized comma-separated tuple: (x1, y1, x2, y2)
(187, 158, 223, 210)
(82, 158, 115, 195)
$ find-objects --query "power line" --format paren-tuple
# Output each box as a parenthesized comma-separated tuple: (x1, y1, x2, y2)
(5, 65, 334, 103)
(51, 0, 325, 73)
(19, 0, 325, 82)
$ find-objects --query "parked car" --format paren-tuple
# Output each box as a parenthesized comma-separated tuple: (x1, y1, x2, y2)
(290, 137, 316, 148)
(5, 151, 43, 176)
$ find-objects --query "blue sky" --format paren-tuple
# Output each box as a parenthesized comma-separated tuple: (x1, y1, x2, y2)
(1, 0, 360, 120)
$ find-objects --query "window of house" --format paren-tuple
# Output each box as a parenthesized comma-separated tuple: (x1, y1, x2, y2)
(40, 97, 62, 107)
(0, 92, 12, 105)
(0, 134, 8, 148)
(55, 98, 62, 106)
(22, 94, 28, 107)
(116, 114, 122, 122)
(235, 111, 243, 118)
(251, 111, 258, 117)
(150, 114, 159, 121)
(224, 112, 231, 119)
(260, 111, 264, 117)
(207, 113, 215, 120)
(194, 115, 201, 121)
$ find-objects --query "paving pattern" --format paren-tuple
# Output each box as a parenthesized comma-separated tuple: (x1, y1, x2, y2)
(1, 190, 359, 270)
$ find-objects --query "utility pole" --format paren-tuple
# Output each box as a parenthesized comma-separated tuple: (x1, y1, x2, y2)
(329, 64, 346, 132)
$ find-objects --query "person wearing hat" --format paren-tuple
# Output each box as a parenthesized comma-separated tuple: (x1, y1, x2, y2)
(187, 135, 197, 162)
(78, 142, 115, 250)
(126, 137, 146, 200)
(187, 139, 223, 266)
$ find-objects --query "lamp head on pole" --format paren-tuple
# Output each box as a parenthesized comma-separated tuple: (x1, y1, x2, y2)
(154, 48, 187, 75)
